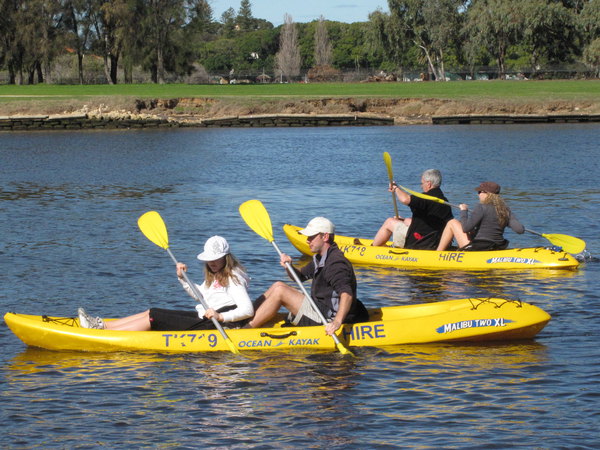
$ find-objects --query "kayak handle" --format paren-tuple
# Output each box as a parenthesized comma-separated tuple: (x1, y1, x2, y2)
(389, 250, 409, 255)
(260, 331, 298, 339)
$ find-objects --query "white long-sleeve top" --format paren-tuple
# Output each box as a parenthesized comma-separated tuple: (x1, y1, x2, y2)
(178, 268, 253, 323)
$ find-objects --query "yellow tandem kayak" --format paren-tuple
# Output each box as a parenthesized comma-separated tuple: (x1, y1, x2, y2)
(4, 297, 550, 353)
(283, 224, 579, 271)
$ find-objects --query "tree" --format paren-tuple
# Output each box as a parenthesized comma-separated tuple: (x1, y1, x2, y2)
(464, 0, 524, 78)
(314, 15, 332, 66)
(368, 9, 412, 71)
(275, 13, 300, 81)
(579, 0, 600, 42)
(219, 7, 236, 37)
(236, 0, 253, 32)
(580, 0, 600, 76)
(141, 0, 188, 84)
(63, 0, 95, 84)
(388, 0, 463, 81)
(520, 0, 577, 74)
(583, 37, 600, 76)
(88, 0, 136, 84)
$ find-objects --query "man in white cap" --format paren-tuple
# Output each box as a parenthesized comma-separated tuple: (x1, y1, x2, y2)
(246, 217, 368, 334)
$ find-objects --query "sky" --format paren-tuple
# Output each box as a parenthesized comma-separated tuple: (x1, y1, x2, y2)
(209, 0, 389, 26)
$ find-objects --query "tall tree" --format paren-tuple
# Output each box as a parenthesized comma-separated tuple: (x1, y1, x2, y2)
(368, 9, 412, 71)
(219, 7, 236, 37)
(143, 0, 187, 84)
(89, 0, 135, 84)
(314, 15, 332, 66)
(580, 0, 600, 75)
(236, 0, 253, 32)
(63, 0, 95, 84)
(520, 0, 577, 73)
(388, 0, 463, 80)
(464, 0, 524, 78)
(275, 13, 301, 81)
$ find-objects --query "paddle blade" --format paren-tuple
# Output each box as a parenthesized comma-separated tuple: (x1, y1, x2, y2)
(138, 211, 169, 249)
(225, 338, 240, 354)
(239, 199, 274, 243)
(336, 341, 354, 356)
(398, 184, 449, 206)
(383, 152, 394, 181)
(543, 233, 586, 254)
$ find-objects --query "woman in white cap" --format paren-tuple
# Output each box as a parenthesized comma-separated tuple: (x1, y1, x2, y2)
(436, 181, 524, 251)
(78, 236, 254, 330)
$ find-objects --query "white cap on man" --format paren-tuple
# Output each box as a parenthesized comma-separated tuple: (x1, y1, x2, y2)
(197, 236, 230, 261)
(299, 217, 335, 236)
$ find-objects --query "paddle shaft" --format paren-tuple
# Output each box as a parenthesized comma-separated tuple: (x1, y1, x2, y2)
(164, 247, 234, 344)
(383, 153, 399, 218)
(524, 229, 544, 238)
(270, 240, 347, 349)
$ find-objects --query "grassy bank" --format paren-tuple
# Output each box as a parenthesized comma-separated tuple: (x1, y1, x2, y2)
(1, 80, 599, 121)
(1, 79, 599, 102)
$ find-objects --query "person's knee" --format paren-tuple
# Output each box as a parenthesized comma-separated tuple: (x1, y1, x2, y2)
(271, 281, 288, 293)
(384, 217, 397, 226)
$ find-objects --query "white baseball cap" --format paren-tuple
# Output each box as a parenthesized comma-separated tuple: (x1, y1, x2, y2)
(299, 217, 335, 236)
(197, 236, 230, 261)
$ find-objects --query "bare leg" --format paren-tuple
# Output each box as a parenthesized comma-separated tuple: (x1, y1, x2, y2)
(437, 219, 470, 251)
(248, 281, 304, 328)
(373, 217, 404, 246)
(104, 310, 152, 331)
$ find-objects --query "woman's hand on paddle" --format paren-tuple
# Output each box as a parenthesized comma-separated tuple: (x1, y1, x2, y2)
(176, 262, 187, 279)
(459, 203, 469, 211)
(205, 308, 223, 322)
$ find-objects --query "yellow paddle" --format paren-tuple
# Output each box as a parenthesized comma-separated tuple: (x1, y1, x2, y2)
(239, 199, 354, 356)
(137, 211, 240, 355)
(383, 152, 399, 218)
(396, 185, 586, 254)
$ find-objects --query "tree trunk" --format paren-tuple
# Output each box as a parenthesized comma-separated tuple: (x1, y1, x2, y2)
(103, 55, 114, 84)
(157, 46, 165, 84)
(77, 52, 84, 84)
(110, 54, 119, 84)
(37, 61, 45, 83)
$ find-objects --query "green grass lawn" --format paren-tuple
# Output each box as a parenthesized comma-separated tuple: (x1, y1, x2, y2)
(1, 79, 599, 102)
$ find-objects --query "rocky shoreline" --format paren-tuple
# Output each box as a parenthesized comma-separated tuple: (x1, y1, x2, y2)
(1, 96, 599, 130)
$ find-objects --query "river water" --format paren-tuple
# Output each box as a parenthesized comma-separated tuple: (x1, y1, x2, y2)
(1, 124, 599, 448)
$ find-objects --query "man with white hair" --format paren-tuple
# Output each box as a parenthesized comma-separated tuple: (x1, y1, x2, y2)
(246, 216, 368, 334)
(372, 169, 453, 249)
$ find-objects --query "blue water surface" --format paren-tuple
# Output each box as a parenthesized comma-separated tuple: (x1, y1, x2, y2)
(1, 124, 599, 448)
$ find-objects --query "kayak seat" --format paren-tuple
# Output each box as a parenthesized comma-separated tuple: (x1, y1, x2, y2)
(406, 230, 440, 250)
(459, 239, 509, 251)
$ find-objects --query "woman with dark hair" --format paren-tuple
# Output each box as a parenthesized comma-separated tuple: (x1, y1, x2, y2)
(436, 181, 525, 251)
(78, 236, 253, 330)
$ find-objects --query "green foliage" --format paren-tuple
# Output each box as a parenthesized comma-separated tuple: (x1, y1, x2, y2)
(0, 0, 596, 85)
(583, 37, 600, 75)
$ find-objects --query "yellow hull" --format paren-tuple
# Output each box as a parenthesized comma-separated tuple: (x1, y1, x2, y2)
(283, 224, 579, 270)
(4, 298, 550, 353)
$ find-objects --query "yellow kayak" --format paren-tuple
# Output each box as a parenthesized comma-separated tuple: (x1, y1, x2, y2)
(4, 297, 550, 353)
(283, 224, 579, 270)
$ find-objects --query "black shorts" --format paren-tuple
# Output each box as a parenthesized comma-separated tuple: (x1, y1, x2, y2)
(149, 305, 239, 331)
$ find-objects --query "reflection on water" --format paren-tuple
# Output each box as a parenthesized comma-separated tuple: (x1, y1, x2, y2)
(355, 265, 581, 306)
(3, 341, 552, 447)
(0, 182, 175, 201)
